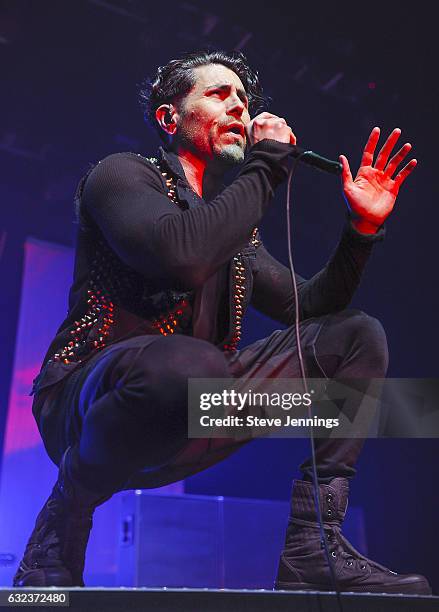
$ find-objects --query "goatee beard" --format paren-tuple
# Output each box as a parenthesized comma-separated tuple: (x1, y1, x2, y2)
(217, 143, 245, 166)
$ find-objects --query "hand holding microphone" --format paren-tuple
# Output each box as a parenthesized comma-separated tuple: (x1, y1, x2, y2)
(245, 112, 342, 175)
(245, 112, 297, 146)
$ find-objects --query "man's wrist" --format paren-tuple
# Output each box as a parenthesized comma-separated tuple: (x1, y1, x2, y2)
(350, 217, 380, 235)
(343, 214, 386, 244)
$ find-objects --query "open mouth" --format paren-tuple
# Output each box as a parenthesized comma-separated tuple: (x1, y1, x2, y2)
(225, 124, 245, 137)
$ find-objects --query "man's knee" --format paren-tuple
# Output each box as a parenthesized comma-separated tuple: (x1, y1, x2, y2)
(334, 309, 389, 373)
(163, 335, 230, 380)
(82, 335, 230, 432)
(124, 334, 230, 388)
(342, 308, 387, 344)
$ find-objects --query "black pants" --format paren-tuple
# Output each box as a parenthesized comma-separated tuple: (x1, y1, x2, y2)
(34, 309, 388, 493)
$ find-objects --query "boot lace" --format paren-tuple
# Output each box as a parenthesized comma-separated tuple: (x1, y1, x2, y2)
(326, 525, 391, 573)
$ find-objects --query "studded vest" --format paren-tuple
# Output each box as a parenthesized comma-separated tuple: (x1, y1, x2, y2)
(41, 152, 262, 386)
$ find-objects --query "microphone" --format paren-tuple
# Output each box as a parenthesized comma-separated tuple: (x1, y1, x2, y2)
(289, 145, 342, 175)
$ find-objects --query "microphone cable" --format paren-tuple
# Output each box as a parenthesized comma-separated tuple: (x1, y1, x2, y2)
(285, 154, 345, 612)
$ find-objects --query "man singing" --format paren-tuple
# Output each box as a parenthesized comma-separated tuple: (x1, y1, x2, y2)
(13, 50, 431, 594)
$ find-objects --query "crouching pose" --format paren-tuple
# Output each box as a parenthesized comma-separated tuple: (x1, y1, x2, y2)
(14, 50, 431, 594)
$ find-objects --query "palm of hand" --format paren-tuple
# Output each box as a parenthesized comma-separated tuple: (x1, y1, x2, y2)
(340, 127, 416, 230)
(346, 166, 398, 224)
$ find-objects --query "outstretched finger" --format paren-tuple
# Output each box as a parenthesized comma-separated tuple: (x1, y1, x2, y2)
(394, 159, 417, 188)
(339, 154, 353, 186)
(360, 127, 381, 167)
(375, 128, 401, 171)
(384, 143, 412, 178)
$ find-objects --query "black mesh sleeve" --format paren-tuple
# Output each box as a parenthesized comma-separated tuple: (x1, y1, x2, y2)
(251, 220, 385, 324)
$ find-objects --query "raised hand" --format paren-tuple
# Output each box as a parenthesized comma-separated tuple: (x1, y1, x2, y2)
(339, 127, 417, 234)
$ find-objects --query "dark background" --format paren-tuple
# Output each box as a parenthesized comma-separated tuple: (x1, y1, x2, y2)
(1, 0, 438, 591)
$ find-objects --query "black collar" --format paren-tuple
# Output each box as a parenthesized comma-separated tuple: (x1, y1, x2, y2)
(157, 146, 201, 210)
(158, 147, 189, 184)
(157, 146, 227, 204)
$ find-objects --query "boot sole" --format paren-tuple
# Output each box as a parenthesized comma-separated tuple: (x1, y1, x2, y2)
(13, 565, 75, 588)
(275, 581, 433, 596)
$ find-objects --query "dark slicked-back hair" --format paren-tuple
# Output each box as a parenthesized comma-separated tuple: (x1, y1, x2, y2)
(139, 49, 268, 143)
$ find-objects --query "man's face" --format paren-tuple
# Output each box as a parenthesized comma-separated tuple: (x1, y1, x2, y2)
(174, 63, 251, 167)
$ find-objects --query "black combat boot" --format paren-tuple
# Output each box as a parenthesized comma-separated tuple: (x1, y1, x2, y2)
(275, 478, 432, 595)
(13, 446, 113, 587)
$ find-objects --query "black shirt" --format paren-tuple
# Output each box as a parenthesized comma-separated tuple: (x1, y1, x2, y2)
(31, 139, 384, 395)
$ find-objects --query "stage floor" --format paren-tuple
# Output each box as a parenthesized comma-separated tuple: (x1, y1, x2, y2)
(1, 587, 438, 611)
